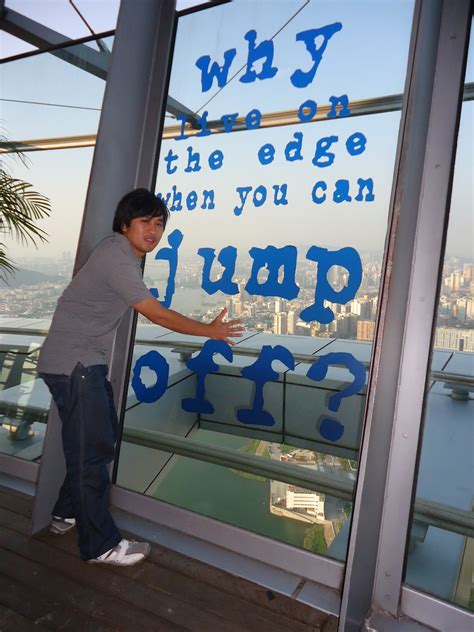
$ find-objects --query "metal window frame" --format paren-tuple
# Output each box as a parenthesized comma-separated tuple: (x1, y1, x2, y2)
(0, 7, 113, 67)
(111, 484, 345, 590)
(31, 0, 178, 535)
(400, 586, 473, 631)
(373, 0, 472, 621)
(16, 0, 471, 628)
(338, 1, 472, 630)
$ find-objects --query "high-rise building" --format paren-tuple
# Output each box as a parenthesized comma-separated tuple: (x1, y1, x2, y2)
(286, 486, 325, 519)
(350, 299, 362, 315)
(274, 312, 287, 335)
(466, 299, 474, 320)
(357, 320, 376, 341)
(287, 310, 296, 335)
(296, 323, 312, 336)
(462, 263, 473, 281)
(238, 281, 250, 302)
(434, 327, 474, 352)
(274, 299, 286, 313)
(225, 299, 234, 318)
(233, 300, 242, 315)
(327, 265, 340, 289)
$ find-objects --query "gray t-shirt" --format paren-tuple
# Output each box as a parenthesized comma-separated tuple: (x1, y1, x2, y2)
(38, 233, 151, 375)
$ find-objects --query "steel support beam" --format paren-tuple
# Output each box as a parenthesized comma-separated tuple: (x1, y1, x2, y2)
(372, 0, 472, 618)
(0, 8, 110, 76)
(31, 0, 177, 535)
(338, 1, 472, 629)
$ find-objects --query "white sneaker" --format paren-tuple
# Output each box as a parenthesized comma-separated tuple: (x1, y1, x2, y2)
(88, 539, 151, 566)
(51, 516, 76, 535)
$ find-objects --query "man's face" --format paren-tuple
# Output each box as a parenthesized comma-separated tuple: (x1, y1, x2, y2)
(122, 215, 165, 257)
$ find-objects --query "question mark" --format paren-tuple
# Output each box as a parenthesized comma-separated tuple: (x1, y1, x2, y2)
(306, 352, 366, 442)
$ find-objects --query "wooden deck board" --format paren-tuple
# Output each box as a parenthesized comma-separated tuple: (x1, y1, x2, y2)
(0, 484, 338, 631)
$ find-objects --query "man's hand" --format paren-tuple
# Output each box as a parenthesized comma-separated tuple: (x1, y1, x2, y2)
(133, 297, 244, 343)
(208, 307, 244, 345)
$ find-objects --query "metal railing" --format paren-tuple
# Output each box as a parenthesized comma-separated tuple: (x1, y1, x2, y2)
(122, 426, 474, 538)
(1, 84, 472, 153)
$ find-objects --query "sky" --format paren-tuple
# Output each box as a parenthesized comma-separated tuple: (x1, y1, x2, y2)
(1, 0, 212, 57)
(1, 0, 473, 264)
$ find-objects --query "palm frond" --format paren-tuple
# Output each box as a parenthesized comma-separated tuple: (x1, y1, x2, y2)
(0, 131, 30, 169)
(0, 244, 17, 283)
(0, 170, 50, 246)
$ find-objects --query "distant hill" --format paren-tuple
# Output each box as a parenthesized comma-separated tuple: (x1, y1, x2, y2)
(0, 268, 60, 289)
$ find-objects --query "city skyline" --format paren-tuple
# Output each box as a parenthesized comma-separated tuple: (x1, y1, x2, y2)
(3, 0, 472, 264)
(3, 252, 472, 352)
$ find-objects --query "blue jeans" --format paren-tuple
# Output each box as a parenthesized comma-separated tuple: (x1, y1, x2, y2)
(40, 362, 122, 560)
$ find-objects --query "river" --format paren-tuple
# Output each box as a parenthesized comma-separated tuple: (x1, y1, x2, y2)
(151, 430, 342, 554)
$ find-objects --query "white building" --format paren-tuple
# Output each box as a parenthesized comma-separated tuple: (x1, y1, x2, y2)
(286, 486, 325, 519)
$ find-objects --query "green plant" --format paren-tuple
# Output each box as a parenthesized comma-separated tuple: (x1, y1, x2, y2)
(0, 137, 51, 281)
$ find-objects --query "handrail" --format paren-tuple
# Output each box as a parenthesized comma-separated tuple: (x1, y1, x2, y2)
(121, 427, 474, 538)
(0, 326, 472, 385)
(2, 83, 472, 153)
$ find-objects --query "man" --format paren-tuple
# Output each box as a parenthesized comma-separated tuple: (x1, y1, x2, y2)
(38, 188, 243, 567)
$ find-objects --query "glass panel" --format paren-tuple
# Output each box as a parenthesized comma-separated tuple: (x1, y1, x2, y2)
(1, 36, 113, 140)
(0, 31, 37, 58)
(4, 0, 119, 42)
(404, 22, 473, 611)
(0, 36, 113, 461)
(117, 0, 415, 561)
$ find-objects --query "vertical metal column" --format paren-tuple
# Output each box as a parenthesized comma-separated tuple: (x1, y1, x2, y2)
(31, 0, 177, 534)
(371, 0, 471, 620)
(338, 0, 471, 629)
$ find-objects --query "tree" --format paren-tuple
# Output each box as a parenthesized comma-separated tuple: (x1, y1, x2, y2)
(0, 137, 51, 281)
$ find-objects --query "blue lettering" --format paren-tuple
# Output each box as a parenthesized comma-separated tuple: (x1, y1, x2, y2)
(237, 346, 295, 426)
(300, 246, 362, 323)
(245, 245, 299, 300)
(245, 109, 262, 130)
(221, 112, 239, 133)
(195, 48, 237, 92)
(253, 185, 267, 207)
(333, 179, 352, 203)
(355, 178, 375, 201)
(240, 30, 278, 83)
(164, 149, 178, 174)
(234, 186, 252, 216)
(202, 189, 216, 209)
(186, 190, 198, 210)
(209, 150, 224, 171)
(273, 183, 288, 206)
(150, 229, 184, 308)
(311, 181, 327, 204)
(328, 94, 351, 118)
(346, 132, 367, 156)
(182, 340, 233, 414)
(184, 147, 201, 173)
(196, 110, 211, 137)
(285, 132, 304, 162)
(297, 99, 318, 123)
(307, 352, 366, 441)
(258, 143, 275, 165)
(198, 246, 238, 296)
(132, 351, 169, 404)
(312, 135, 338, 168)
(290, 23, 343, 88)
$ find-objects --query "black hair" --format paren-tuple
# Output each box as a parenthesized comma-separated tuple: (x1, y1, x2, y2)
(112, 188, 170, 233)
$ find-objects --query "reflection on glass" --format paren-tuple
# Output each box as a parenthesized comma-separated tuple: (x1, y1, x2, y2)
(147, 431, 355, 557)
(404, 27, 473, 611)
(118, 0, 415, 561)
(2, 36, 113, 140)
(0, 36, 113, 461)
(2, 1, 119, 45)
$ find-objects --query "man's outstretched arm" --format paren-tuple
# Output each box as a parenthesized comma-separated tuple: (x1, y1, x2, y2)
(133, 296, 244, 345)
